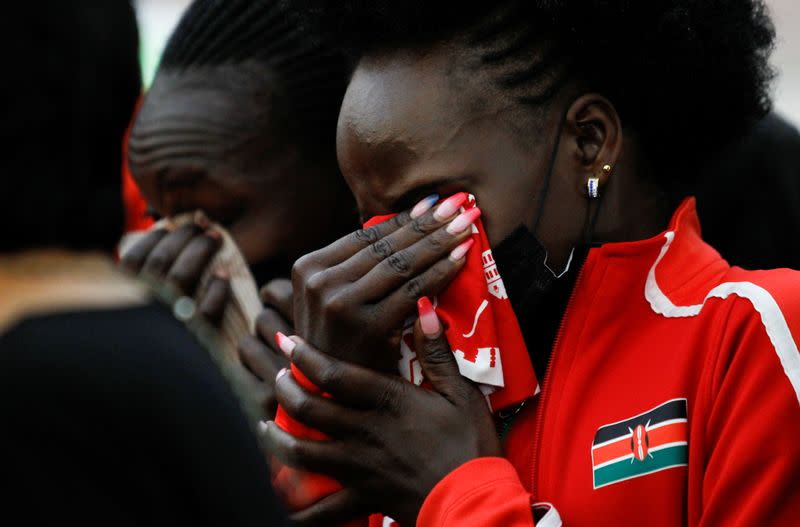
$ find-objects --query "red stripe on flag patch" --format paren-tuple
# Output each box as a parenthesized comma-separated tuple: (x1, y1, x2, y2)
(592, 421, 688, 467)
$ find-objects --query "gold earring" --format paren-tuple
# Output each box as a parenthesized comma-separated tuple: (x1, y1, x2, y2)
(588, 164, 612, 199)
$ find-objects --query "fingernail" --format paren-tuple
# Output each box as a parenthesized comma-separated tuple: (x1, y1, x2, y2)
(276, 368, 288, 381)
(433, 192, 468, 221)
(194, 210, 210, 229)
(417, 297, 441, 337)
(446, 207, 481, 235)
(206, 228, 222, 241)
(214, 268, 229, 280)
(275, 331, 296, 359)
(449, 238, 475, 261)
(410, 194, 439, 219)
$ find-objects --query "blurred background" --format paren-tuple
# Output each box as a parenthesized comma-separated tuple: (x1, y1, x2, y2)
(135, 0, 800, 125)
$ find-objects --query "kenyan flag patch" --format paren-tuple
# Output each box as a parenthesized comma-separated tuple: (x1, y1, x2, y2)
(591, 398, 688, 489)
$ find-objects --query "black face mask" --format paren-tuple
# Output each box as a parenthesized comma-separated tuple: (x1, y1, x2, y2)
(492, 226, 575, 309)
(491, 225, 586, 378)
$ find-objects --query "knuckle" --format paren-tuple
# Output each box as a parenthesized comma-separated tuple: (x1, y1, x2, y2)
(323, 293, 348, 317)
(429, 261, 449, 282)
(386, 251, 412, 276)
(305, 271, 330, 296)
(412, 214, 437, 234)
(369, 238, 394, 261)
(404, 278, 423, 299)
(292, 254, 317, 283)
(425, 230, 446, 250)
(391, 212, 410, 229)
(353, 226, 379, 245)
(425, 341, 453, 364)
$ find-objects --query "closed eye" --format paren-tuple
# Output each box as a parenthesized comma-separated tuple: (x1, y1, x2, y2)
(389, 176, 472, 214)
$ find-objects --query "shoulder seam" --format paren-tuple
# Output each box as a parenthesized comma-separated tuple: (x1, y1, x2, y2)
(646, 232, 800, 405)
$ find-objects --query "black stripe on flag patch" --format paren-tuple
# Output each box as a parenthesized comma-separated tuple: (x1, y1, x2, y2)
(593, 399, 687, 445)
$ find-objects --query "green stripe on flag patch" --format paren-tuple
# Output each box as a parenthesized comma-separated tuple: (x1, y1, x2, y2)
(593, 444, 688, 489)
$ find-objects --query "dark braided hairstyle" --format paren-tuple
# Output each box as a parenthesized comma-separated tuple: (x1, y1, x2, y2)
(157, 0, 349, 158)
(292, 0, 776, 187)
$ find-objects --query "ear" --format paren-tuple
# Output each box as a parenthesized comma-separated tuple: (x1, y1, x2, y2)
(564, 94, 623, 194)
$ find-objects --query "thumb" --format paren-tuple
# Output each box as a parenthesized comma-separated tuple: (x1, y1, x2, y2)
(414, 297, 464, 397)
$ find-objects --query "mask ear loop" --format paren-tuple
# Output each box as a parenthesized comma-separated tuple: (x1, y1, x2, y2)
(531, 105, 570, 236)
(531, 97, 581, 276)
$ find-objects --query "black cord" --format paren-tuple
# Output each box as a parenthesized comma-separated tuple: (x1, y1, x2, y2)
(532, 100, 575, 236)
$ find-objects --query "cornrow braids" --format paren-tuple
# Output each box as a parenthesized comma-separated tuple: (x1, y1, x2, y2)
(294, 0, 776, 185)
(159, 0, 349, 157)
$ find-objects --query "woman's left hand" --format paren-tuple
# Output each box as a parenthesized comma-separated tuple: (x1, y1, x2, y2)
(263, 311, 501, 526)
(290, 192, 478, 372)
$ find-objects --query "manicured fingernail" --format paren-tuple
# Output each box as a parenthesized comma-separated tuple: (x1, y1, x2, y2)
(433, 192, 468, 221)
(276, 368, 288, 381)
(410, 194, 439, 219)
(417, 297, 441, 337)
(446, 207, 481, 235)
(449, 238, 475, 261)
(206, 228, 222, 241)
(194, 210, 210, 229)
(214, 268, 229, 280)
(274, 331, 296, 358)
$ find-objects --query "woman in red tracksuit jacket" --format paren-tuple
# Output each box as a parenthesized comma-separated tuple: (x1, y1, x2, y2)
(260, 1, 800, 525)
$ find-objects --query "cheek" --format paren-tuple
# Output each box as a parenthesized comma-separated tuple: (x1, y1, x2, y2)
(463, 146, 544, 246)
(469, 187, 524, 247)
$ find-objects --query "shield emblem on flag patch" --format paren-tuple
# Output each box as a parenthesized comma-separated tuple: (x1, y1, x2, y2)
(591, 398, 688, 489)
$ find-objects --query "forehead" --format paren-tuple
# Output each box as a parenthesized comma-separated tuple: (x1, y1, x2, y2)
(130, 64, 282, 174)
(337, 45, 530, 214)
(135, 64, 274, 136)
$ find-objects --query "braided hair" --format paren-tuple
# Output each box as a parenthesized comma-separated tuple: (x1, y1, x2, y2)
(157, 0, 349, 158)
(293, 0, 776, 185)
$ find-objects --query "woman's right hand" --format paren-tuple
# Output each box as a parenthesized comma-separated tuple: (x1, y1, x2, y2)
(120, 216, 229, 326)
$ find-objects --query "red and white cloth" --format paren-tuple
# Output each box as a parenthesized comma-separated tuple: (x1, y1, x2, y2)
(379, 194, 538, 411)
(273, 195, 538, 525)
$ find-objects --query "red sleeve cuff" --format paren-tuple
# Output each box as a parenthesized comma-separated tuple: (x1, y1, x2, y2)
(417, 457, 534, 527)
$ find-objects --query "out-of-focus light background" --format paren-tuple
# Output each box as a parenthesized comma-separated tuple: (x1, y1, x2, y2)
(135, 0, 800, 125)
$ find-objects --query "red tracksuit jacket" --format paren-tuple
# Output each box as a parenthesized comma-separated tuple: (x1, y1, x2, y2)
(417, 199, 800, 526)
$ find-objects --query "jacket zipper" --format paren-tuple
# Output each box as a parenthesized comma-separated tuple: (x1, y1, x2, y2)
(530, 255, 592, 495)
